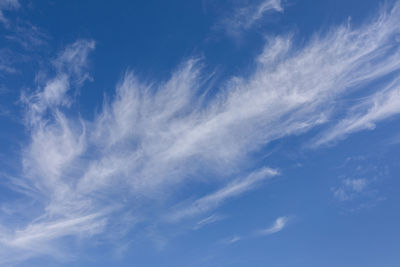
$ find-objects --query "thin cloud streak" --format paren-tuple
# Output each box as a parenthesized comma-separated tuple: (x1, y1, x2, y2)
(258, 216, 289, 235)
(167, 168, 279, 222)
(314, 77, 400, 146)
(223, 216, 289, 244)
(193, 214, 225, 230)
(0, 0, 19, 26)
(216, 0, 283, 36)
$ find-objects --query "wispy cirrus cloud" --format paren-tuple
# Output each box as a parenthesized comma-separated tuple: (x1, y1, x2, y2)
(332, 178, 368, 201)
(0, 48, 18, 74)
(331, 156, 388, 210)
(314, 78, 400, 146)
(215, 0, 283, 37)
(5, 22, 49, 49)
(0, 0, 48, 82)
(166, 168, 279, 223)
(2, 1, 400, 264)
(0, 0, 19, 26)
(258, 216, 289, 235)
(193, 214, 226, 230)
(0, 39, 101, 264)
(223, 216, 290, 244)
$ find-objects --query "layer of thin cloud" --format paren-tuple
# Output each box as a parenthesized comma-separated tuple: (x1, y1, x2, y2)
(333, 178, 368, 201)
(1, 1, 400, 264)
(0, 0, 19, 10)
(0, 40, 101, 263)
(0, 48, 17, 74)
(9, 26, 48, 50)
(0, 0, 19, 25)
(217, 0, 283, 36)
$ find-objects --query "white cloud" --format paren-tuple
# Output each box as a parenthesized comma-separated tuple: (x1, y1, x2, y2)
(167, 168, 279, 222)
(0, 39, 100, 263)
(217, 0, 283, 36)
(314, 78, 400, 146)
(54, 39, 96, 83)
(2, 1, 400, 264)
(225, 235, 241, 244)
(7, 213, 107, 250)
(193, 214, 225, 230)
(0, 0, 47, 49)
(0, 48, 18, 74)
(73, 2, 400, 208)
(0, 213, 108, 265)
(5, 22, 48, 49)
(223, 216, 290, 244)
(0, 0, 19, 25)
(344, 178, 367, 192)
(259, 216, 289, 235)
(0, 0, 19, 10)
(332, 178, 368, 201)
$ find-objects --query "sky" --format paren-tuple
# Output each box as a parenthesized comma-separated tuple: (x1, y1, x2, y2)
(0, 0, 400, 266)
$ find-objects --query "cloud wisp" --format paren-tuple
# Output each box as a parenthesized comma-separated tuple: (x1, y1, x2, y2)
(0, 40, 101, 263)
(193, 214, 226, 230)
(166, 168, 279, 223)
(258, 216, 289, 235)
(223, 216, 290, 244)
(216, 0, 283, 37)
(314, 77, 400, 146)
(1, 1, 400, 264)
(0, 0, 19, 26)
(332, 178, 368, 201)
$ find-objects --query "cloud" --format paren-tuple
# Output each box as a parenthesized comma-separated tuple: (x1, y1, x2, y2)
(259, 216, 289, 235)
(216, 0, 283, 36)
(193, 214, 226, 230)
(223, 216, 289, 244)
(0, 39, 100, 263)
(0, 213, 108, 265)
(332, 178, 368, 201)
(0, 0, 19, 26)
(0, 48, 17, 74)
(22, 39, 95, 123)
(2, 1, 400, 264)
(5, 22, 49, 49)
(344, 178, 368, 192)
(224, 235, 241, 244)
(314, 78, 400, 146)
(0, 1, 48, 82)
(0, 0, 48, 49)
(167, 168, 279, 222)
(72, 2, 400, 209)
(6, 213, 107, 251)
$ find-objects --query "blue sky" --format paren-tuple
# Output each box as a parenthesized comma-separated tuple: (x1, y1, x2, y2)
(0, 0, 400, 266)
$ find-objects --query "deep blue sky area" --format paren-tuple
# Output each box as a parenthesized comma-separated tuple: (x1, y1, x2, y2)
(0, 0, 400, 266)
